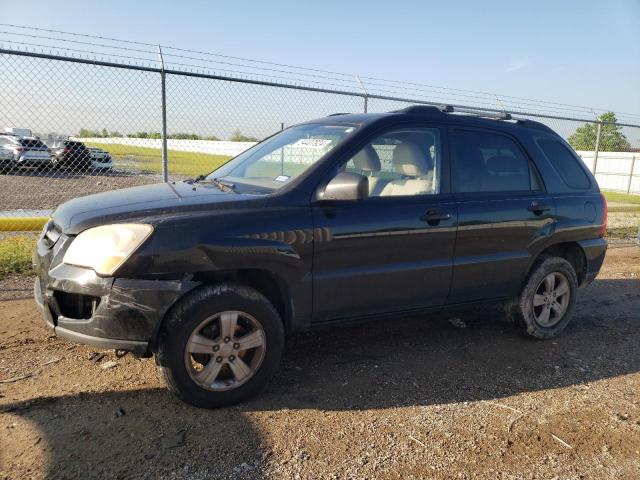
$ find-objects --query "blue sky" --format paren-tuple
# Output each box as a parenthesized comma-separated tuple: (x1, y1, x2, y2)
(1, 0, 639, 138)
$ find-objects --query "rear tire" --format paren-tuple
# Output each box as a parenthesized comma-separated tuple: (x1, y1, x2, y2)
(156, 283, 285, 408)
(507, 256, 578, 339)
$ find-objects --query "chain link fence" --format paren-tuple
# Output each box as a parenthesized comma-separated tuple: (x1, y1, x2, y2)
(0, 42, 639, 233)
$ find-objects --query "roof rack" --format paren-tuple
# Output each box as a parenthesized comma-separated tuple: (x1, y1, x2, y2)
(396, 104, 513, 120)
(392, 105, 557, 134)
(446, 106, 512, 120)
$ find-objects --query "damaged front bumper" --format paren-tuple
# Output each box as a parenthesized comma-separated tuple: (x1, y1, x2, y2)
(33, 228, 195, 355)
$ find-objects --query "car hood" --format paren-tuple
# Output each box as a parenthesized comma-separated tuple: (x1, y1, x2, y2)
(53, 181, 260, 234)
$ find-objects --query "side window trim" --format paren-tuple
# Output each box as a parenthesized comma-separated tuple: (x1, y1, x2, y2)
(450, 126, 545, 196)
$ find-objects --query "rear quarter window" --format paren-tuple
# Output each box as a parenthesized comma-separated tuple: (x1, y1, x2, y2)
(536, 138, 591, 189)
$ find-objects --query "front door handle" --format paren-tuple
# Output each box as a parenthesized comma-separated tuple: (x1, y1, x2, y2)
(420, 210, 452, 223)
(528, 202, 551, 213)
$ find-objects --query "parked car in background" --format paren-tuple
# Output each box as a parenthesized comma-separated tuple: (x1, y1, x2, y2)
(47, 139, 93, 171)
(87, 147, 113, 171)
(34, 106, 607, 408)
(0, 134, 51, 172)
(0, 144, 13, 167)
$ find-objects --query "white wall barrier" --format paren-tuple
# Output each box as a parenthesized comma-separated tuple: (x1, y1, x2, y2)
(576, 151, 639, 194)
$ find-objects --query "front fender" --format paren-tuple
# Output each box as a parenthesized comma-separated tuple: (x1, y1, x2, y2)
(123, 208, 315, 329)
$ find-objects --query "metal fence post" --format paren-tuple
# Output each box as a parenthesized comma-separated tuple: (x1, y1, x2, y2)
(592, 122, 602, 176)
(157, 45, 168, 182)
(356, 76, 368, 113)
(628, 155, 637, 193)
(280, 122, 285, 175)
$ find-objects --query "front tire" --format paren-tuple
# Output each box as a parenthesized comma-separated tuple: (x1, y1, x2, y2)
(508, 256, 578, 339)
(156, 283, 285, 408)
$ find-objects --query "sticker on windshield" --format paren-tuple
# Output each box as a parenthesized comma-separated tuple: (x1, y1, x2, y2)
(293, 138, 332, 149)
(274, 175, 291, 182)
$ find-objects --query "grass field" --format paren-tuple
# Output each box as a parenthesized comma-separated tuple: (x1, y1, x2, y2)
(0, 217, 48, 232)
(85, 142, 232, 177)
(603, 190, 640, 206)
(0, 236, 36, 278)
(86, 142, 314, 179)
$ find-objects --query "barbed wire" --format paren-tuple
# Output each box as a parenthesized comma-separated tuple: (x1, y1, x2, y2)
(1, 23, 639, 123)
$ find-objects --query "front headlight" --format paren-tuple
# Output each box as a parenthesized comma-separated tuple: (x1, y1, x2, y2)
(63, 223, 153, 275)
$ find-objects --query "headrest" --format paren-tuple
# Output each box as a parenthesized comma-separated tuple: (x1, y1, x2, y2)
(392, 143, 430, 176)
(352, 145, 381, 172)
(486, 155, 523, 174)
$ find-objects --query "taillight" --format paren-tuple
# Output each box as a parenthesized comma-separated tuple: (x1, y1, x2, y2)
(14, 147, 24, 154)
(600, 192, 608, 238)
(63, 147, 71, 152)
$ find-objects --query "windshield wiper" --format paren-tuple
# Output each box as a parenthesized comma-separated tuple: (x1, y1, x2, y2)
(184, 175, 235, 192)
(184, 174, 206, 184)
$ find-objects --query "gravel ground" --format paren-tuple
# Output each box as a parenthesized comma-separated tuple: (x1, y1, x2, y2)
(1, 246, 639, 479)
(0, 274, 34, 301)
(0, 169, 159, 211)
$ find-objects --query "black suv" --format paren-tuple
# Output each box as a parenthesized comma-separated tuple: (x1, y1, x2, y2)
(47, 139, 93, 171)
(33, 106, 607, 408)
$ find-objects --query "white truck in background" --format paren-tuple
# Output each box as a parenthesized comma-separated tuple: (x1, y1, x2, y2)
(5, 127, 33, 137)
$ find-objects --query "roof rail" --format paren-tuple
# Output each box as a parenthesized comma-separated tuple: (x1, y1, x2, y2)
(394, 104, 516, 121)
(447, 106, 512, 120)
(327, 112, 350, 116)
(390, 104, 557, 134)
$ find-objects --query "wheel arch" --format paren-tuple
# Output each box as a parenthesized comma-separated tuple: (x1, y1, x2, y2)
(148, 268, 295, 352)
(528, 241, 587, 286)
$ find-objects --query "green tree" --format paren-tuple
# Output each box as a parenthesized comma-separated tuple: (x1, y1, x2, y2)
(229, 129, 258, 142)
(568, 112, 631, 151)
(168, 133, 202, 140)
(127, 132, 161, 139)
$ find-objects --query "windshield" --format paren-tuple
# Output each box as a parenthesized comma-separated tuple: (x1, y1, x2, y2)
(207, 123, 357, 192)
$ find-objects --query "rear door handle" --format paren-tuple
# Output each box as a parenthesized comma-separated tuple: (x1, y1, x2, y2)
(528, 202, 551, 213)
(421, 210, 452, 222)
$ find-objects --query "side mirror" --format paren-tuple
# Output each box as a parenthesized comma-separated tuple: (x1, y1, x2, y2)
(318, 172, 368, 201)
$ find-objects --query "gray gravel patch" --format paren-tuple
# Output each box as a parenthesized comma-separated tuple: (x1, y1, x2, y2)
(0, 274, 34, 301)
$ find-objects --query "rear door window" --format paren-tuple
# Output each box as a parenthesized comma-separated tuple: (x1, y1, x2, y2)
(536, 138, 591, 189)
(452, 129, 532, 193)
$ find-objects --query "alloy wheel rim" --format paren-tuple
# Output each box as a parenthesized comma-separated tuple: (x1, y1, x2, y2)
(532, 272, 570, 327)
(184, 310, 266, 391)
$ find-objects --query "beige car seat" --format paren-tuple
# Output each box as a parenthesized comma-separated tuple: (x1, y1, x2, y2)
(351, 145, 388, 196)
(380, 143, 434, 196)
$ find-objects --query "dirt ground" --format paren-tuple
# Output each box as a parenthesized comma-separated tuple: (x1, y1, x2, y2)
(1, 246, 639, 479)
